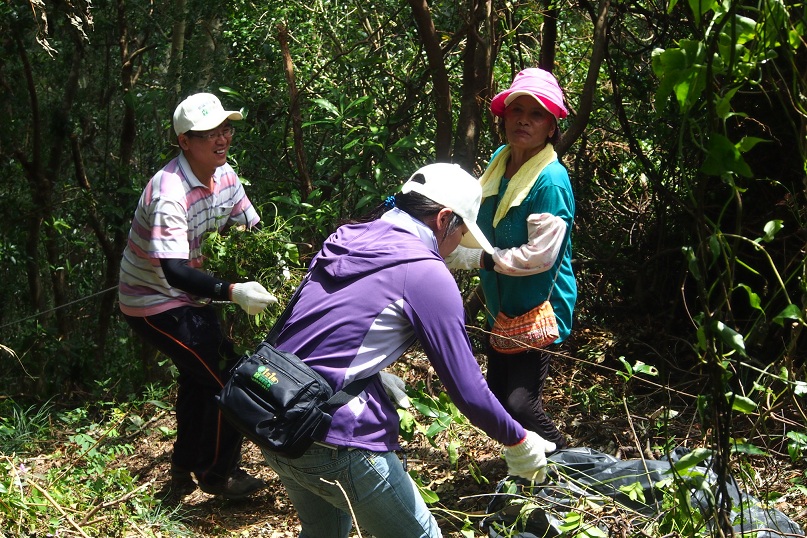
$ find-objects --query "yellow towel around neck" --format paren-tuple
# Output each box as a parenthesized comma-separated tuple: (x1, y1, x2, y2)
(479, 143, 557, 228)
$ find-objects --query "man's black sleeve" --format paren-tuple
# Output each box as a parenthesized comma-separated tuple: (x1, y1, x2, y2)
(161, 258, 231, 301)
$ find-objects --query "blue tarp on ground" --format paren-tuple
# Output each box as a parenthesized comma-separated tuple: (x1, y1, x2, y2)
(483, 447, 803, 538)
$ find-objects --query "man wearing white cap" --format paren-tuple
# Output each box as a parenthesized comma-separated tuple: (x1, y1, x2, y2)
(118, 93, 274, 499)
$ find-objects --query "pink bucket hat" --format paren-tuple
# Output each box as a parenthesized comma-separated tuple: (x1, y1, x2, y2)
(490, 68, 568, 120)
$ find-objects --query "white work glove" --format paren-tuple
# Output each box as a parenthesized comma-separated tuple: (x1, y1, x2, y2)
(502, 431, 556, 483)
(231, 281, 277, 315)
(444, 245, 483, 270)
(379, 371, 411, 408)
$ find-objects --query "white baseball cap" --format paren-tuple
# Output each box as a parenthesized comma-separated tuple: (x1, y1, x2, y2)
(173, 93, 243, 136)
(401, 163, 494, 254)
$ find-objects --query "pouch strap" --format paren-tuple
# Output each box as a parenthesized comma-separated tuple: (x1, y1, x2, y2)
(326, 376, 374, 407)
(266, 268, 375, 408)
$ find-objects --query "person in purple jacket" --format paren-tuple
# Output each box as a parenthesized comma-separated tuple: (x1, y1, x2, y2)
(263, 163, 557, 538)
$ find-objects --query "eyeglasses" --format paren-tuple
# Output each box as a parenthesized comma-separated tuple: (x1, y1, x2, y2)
(187, 126, 235, 141)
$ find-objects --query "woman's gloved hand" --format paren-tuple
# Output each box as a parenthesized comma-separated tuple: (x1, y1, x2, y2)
(379, 371, 411, 408)
(231, 282, 277, 315)
(502, 431, 556, 483)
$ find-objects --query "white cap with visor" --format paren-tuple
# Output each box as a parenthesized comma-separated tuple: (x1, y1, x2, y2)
(173, 93, 243, 136)
(401, 163, 494, 254)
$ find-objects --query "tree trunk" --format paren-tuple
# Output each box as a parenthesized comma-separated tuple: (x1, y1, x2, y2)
(278, 23, 314, 200)
(195, 16, 220, 89)
(167, 0, 187, 100)
(539, 0, 558, 72)
(12, 32, 46, 314)
(454, 0, 494, 172)
(407, 0, 453, 160)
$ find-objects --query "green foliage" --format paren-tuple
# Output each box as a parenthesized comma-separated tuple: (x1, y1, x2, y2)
(557, 511, 608, 538)
(303, 94, 419, 209)
(619, 480, 647, 503)
(649, 0, 807, 530)
(0, 399, 53, 455)
(650, 407, 682, 456)
(568, 379, 620, 416)
(202, 212, 301, 286)
(488, 446, 784, 538)
(0, 392, 192, 536)
(201, 214, 304, 347)
(786, 431, 807, 462)
(217, 0, 447, 246)
(2, 0, 806, 533)
(400, 381, 471, 456)
(616, 357, 659, 383)
(398, 379, 491, 505)
(409, 471, 441, 505)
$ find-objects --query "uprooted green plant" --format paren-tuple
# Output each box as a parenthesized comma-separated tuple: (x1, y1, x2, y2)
(202, 208, 305, 349)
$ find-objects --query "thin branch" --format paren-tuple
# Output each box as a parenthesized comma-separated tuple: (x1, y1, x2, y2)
(26, 479, 91, 538)
(278, 23, 313, 199)
(320, 478, 363, 538)
(79, 481, 153, 525)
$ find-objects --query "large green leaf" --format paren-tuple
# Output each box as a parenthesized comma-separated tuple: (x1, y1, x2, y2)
(713, 320, 746, 356)
(726, 392, 757, 414)
(701, 133, 752, 177)
(687, 0, 717, 25)
(670, 447, 713, 473)
(772, 304, 805, 326)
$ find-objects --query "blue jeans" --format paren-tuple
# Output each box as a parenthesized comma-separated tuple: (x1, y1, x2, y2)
(262, 444, 441, 538)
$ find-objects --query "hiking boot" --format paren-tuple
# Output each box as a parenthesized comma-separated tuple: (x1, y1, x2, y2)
(198, 468, 267, 500)
(169, 465, 197, 497)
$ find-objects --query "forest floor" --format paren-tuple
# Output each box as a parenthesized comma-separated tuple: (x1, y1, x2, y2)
(116, 326, 807, 537)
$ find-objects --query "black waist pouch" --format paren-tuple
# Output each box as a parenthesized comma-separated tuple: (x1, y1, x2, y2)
(216, 341, 336, 458)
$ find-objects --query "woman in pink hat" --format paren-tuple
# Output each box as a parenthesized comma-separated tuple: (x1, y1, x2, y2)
(447, 68, 576, 451)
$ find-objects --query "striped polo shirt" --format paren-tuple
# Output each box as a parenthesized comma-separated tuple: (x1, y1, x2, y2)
(118, 153, 259, 317)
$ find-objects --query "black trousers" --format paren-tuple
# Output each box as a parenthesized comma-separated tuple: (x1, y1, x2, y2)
(485, 341, 567, 449)
(124, 305, 242, 487)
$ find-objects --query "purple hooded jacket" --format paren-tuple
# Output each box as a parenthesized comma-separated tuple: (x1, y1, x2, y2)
(274, 208, 526, 451)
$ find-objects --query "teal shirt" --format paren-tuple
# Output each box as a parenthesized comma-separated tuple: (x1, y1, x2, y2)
(478, 147, 577, 342)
